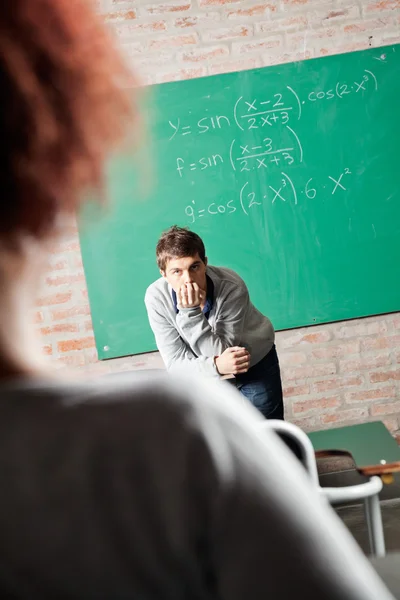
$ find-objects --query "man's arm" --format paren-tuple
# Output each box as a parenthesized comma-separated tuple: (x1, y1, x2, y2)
(145, 295, 218, 377)
(177, 283, 249, 359)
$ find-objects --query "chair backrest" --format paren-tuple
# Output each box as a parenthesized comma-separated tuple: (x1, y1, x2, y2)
(259, 420, 320, 487)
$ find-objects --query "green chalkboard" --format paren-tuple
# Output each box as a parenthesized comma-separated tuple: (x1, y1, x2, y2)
(79, 44, 400, 360)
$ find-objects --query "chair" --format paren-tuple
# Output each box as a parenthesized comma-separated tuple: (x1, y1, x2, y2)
(259, 420, 387, 557)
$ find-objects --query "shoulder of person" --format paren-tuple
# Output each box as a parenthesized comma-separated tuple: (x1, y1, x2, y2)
(208, 266, 248, 293)
(144, 276, 169, 306)
(40, 373, 264, 456)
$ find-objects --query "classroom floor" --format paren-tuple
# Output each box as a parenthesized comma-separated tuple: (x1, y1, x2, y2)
(320, 469, 400, 554)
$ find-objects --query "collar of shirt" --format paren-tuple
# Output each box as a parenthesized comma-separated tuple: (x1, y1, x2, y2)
(171, 274, 214, 319)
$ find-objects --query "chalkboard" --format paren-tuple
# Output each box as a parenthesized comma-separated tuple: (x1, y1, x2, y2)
(79, 44, 400, 360)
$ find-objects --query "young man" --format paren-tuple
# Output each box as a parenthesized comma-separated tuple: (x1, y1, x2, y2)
(145, 226, 284, 420)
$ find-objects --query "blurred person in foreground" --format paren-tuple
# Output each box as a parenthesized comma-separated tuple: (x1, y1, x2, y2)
(0, 1, 395, 598)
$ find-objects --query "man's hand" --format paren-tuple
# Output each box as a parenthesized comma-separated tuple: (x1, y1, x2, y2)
(215, 347, 250, 375)
(177, 283, 206, 309)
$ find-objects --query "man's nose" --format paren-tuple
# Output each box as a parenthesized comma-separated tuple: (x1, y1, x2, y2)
(184, 271, 194, 283)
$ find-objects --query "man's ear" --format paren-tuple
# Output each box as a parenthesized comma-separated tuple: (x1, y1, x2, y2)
(160, 269, 166, 278)
(204, 257, 208, 267)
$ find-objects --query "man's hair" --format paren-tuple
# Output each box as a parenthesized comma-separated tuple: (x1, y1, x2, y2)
(0, 0, 135, 242)
(156, 226, 206, 271)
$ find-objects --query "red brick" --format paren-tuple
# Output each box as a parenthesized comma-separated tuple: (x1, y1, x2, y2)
(345, 385, 396, 403)
(180, 45, 229, 62)
(57, 354, 86, 368)
(314, 376, 363, 394)
(283, 362, 336, 381)
(317, 41, 370, 56)
(339, 351, 391, 373)
(370, 369, 400, 383)
(42, 345, 53, 356)
(46, 260, 68, 272)
(322, 407, 368, 425)
(104, 9, 136, 22)
(394, 316, 400, 330)
(233, 37, 282, 54)
(365, 0, 400, 11)
(114, 20, 167, 37)
(279, 328, 331, 348)
(311, 27, 340, 40)
(41, 324, 79, 336)
(51, 305, 91, 321)
(228, 4, 277, 18)
(372, 400, 400, 417)
(336, 320, 388, 339)
(84, 349, 100, 364)
(279, 352, 307, 366)
(85, 320, 94, 332)
(45, 273, 85, 287)
(256, 15, 309, 34)
(175, 16, 197, 27)
(73, 256, 84, 269)
(175, 13, 220, 27)
(293, 396, 341, 415)
(201, 25, 252, 42)
(58, 337, 95, 353)
(344, 17, 392, 33)
(376, 34, 400, 45)
(263, 51, 313, 66)
(283, 384, 310, 397)
(36, 292, 72, 307)
(382, 417, 399, 434)
(290, 415, 322, 432)
(311, 341, 359, 359)
(208, 56, 261, 75)
(149, 67, 208, 84)
(361, 337, 390, 351)
(49, 240, 80, 254)
(325, 9, 350, 19)
(148, 33, 197, 50)
(199, 0, 241, 5)
(145, 3, 191, 14)
(32, 311, 45, 324)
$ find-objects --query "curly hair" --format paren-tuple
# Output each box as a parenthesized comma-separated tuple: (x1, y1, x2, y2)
(0, 0, 134, 241)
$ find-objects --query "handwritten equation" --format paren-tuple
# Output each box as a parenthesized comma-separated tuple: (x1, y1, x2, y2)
(168, 67, 378, 142)
(170, 66, 378, 183)
(184, 168, 354, 224)
(176, 127, 302, 178)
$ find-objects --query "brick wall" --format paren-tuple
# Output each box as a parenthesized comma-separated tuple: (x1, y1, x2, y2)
(35, 0, 400, 434)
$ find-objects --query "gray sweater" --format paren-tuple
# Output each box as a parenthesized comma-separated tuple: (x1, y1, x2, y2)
(0, 374, 393, 599)
(145, 266, 275, 376)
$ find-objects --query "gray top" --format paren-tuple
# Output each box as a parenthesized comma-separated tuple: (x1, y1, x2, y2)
(0, 373, 393, 599)
(145, 266, 275, 376)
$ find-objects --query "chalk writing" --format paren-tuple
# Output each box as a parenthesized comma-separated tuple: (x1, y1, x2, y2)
(307, 69, 378, 102)
(183, 169, 354, 223)
(176, 154, 224, 177)
(167, 69, 378, 144)
(230, 134, 299, 173)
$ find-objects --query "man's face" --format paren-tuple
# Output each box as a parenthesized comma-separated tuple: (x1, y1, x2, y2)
(161, 253, 208, 293)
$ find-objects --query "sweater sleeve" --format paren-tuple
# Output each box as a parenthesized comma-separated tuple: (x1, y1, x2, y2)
(144, 293, 218, 377)
(176, 283, 249, 359)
